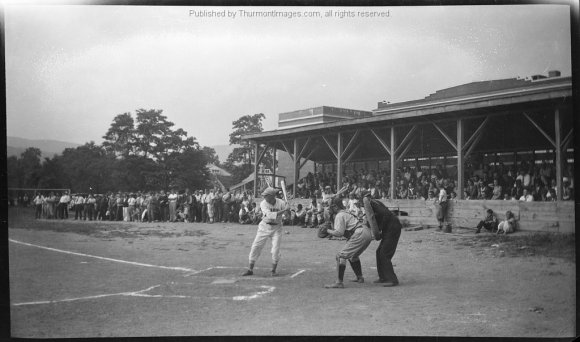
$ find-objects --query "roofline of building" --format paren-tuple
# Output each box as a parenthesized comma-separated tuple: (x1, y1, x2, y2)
(242, 78, 572, 141)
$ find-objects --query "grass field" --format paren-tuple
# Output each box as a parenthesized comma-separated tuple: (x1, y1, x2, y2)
(8, 207, 576, 337)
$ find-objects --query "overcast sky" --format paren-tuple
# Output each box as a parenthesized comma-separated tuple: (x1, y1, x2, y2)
(5, 4, 572, 147)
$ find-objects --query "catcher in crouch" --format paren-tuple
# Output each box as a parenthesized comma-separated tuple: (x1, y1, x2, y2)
(241, 187, 290, 277)
(323, 197, 372, 289)
(362, 192, 401, 287)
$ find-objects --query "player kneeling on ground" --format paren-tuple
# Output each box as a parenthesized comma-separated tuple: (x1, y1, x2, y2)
(323, 197, 372, 289)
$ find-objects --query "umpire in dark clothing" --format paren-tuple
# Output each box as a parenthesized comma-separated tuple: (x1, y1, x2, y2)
(363, 193, 401, 287)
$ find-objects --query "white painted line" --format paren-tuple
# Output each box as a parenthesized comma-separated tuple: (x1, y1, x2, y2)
(232, 286, 275, 301)
(13, 285, 161, 306)
(290, 269, 306, 278)
(13, 282, 275, 306)
(9, 239, 196, 273)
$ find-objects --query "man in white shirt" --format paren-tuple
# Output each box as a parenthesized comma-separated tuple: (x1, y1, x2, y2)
(519, 188, 534, 202)
(242, 187, 290, 277)
(58, 191, 71, 219)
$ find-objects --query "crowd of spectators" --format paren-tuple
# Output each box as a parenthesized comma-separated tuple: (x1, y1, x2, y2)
(292, 159, 574, 203)
(12, 159, 574, 230)
(27, 188, 264, 225)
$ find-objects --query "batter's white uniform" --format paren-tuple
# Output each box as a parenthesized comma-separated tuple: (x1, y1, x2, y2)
(248, 198, 287, 264)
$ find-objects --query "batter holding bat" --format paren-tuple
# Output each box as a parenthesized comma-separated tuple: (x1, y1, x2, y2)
(241, 186, 290, 277)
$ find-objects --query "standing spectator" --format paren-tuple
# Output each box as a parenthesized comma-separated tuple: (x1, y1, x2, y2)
(74, 193, 85, 220)
(86, 194, 96, 220)
(195, 190, 203, 222)
(99, 193, 109, 221)
(58, 191, 71, 219)
(114, 194, 123, 221)
(206, 189, 215, 224)
(214, 188, 223, 223)
(158, 191, 168, 222)
(436, 185, 448, 230)
(201, 189, 209, 223)
(128, 194, 137, 222)
(168, 189, 178, 222)
(33, 193, 43, 219)
(148, 192, 159, 222)
(46, 192, 57, 219)
(221, 188, 232, 223)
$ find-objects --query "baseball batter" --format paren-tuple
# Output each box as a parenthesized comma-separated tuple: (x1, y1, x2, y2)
(324, 197, 372, 289)
(241, 187, 290, 277)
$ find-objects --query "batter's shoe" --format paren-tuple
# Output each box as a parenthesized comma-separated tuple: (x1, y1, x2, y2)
(271, 271, 278, 277)
(350, 277, 365, 283)
(382, 281, 399, 287)
(324, 282, 344, 289)
(241, 269, 253, 276)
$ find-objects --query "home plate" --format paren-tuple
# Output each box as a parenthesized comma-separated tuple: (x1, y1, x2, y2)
(211, 278, 237, 285)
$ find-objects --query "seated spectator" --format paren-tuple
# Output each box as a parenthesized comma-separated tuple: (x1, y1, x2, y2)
(407, 181, 418, 200)
(497, 210, 517, 234)
(477, 181, 490, 200)
(510, 179, 524, 200)
(533, 184, 547, 201)
(519, 188, 534, 202)
(294, 204, 307, 227)
(490, 179, 503, 200)
(546, 188, 557, 201)
(465, 179, 478, 200)
(562, 178, 574, 201)
(475, 209, 498, 234)
(239, 205, 252, 224)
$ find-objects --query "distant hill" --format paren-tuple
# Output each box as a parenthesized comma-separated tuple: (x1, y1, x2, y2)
(7, 136, 81, 158)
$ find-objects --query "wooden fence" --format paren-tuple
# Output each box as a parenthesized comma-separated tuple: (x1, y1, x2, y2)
(275, 198, 575, 233)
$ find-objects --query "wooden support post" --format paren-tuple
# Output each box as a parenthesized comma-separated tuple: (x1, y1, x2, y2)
(294, 138, 299, 197)
(253, 142, 259, 196)
(337, 132, 343, 190)
(555, 108, 562, 200)
(390, 127, 396, 200)
(457, 118, 464, 199)
(272, 147, 277, 187)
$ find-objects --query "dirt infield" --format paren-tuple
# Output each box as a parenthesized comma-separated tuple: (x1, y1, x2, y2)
(8, 208, 576, 337)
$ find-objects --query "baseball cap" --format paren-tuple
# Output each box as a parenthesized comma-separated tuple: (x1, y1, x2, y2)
(261, 187, 278, 197)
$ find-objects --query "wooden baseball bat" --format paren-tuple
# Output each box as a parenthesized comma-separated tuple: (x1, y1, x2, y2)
(280, 179, 289, 202)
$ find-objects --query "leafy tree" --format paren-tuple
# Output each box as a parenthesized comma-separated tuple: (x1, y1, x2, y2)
(166, 149, 211, 190)
(228, 113, 265, 165)
(102, 112, 135, 157)
(19, 147, 43, 188)
(202, 146, 220, 165)
(59, 142, 113, 193)
(37, 156, 64, 189)
(226, 113, 275, 184)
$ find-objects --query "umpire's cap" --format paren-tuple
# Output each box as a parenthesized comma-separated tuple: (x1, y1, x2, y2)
(261, 187, 278, 197)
